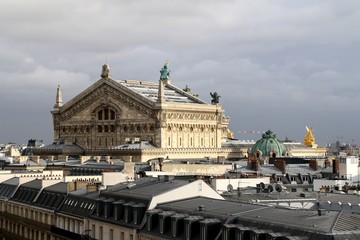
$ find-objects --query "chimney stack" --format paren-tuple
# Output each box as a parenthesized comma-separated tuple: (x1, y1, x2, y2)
(309, 160, 318, 171)
(324, 159, 330, 168)
(274, 160, 286, 174)
(333, 159, 339, 174)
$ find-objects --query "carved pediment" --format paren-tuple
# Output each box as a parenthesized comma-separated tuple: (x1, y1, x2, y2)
(59, 80, 155, 121)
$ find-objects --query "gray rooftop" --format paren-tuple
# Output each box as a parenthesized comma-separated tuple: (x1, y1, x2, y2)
(0, 178, 19, 199)
(113, 141, 157, 150)
(158, 197, 263, 219)
(33, 183, 68, 210)
(101, 177, 190, 201)
(38, 143, 83, 151)
(115, 80, 206, 104)
(11, 179, 43, 203)
(233, 162, 322, 176)
(157, 196, 360, 238)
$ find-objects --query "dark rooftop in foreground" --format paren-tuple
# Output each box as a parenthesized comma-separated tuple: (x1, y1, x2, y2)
(155, 196, 360, 239)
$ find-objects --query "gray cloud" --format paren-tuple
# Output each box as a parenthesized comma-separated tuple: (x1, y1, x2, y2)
(1, 0, 360, 146)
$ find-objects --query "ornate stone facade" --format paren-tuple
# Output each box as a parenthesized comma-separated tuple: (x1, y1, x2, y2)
(51, 64, 230, 158)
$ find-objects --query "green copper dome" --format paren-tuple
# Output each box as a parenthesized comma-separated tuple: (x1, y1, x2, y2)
(251, 130, 286, 158)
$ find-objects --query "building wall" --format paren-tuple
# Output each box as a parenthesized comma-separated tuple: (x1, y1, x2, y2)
(88, 219, 136, 240)
(0, 201, 55, 240)
(52, 79, 229, 154)
(55, 213, 84, 236)
(339, 156, 359, 181)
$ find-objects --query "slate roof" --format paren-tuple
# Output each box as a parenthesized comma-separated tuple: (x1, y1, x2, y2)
(156, 196, 360, 238)
(33, 182, 67, 210)
(317, 192, 360, 207)
(221, 139, 255, 148)
(113, 141, 157, 150)
(0, 177, 19, 199)
(100, 177, 190, 202)
(332, 211, 360, 232)
(115, 80, 206, 104)
(232, 162, 322, 176)
(261, 164, 321, 175)
(34, 143, 84, 155)
(11, 179, 42, 203)
(158, 196, 265, 220)
(58, 191, 99, 218)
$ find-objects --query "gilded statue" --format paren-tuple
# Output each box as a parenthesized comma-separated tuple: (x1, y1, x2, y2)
(304, 126, 316, 147)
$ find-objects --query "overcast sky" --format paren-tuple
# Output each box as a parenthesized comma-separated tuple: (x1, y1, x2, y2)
(1, 0, 359, 146)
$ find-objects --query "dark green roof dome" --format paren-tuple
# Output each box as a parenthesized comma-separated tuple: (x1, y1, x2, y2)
(251, 130, 286, 157)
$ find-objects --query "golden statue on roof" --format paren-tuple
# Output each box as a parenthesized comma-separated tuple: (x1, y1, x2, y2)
(227, 129, 234, 139)
(304, 126, 317, 148)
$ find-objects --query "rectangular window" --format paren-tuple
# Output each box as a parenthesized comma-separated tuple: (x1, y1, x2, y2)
(109, 229, 113, 240)
(201, 225, 206, 240)
(185, 223, 190, 240)
(172, 219, 177, 237)
(99, 226, 103, 240)
(120, 232, 125, 240)
(129, 234, 134, 240)
(160, 217, 164, 234)
(168, 137, 171, 147)
(92, 224, 95, 238)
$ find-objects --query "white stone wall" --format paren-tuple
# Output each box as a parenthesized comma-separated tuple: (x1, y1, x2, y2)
(148, 179, 224, 209)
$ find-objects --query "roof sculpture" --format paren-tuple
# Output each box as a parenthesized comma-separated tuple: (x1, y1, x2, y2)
(160, 60, 170, 80)
(101, 64, 111, 78)
(210, 92, 221, 104)
(304, 126, 317, 148)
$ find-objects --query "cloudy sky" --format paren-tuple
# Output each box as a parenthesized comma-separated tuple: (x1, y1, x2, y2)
(1, 0, 359, 146)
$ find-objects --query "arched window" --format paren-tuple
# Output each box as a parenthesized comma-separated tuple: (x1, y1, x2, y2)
(97, 108, 117, 121)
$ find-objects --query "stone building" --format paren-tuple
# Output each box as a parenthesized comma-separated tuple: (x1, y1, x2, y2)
(44, 63, 242, 161)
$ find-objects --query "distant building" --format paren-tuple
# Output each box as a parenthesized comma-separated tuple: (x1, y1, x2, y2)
(249, 129, 326, 160)
(35, 63, 245, 161)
